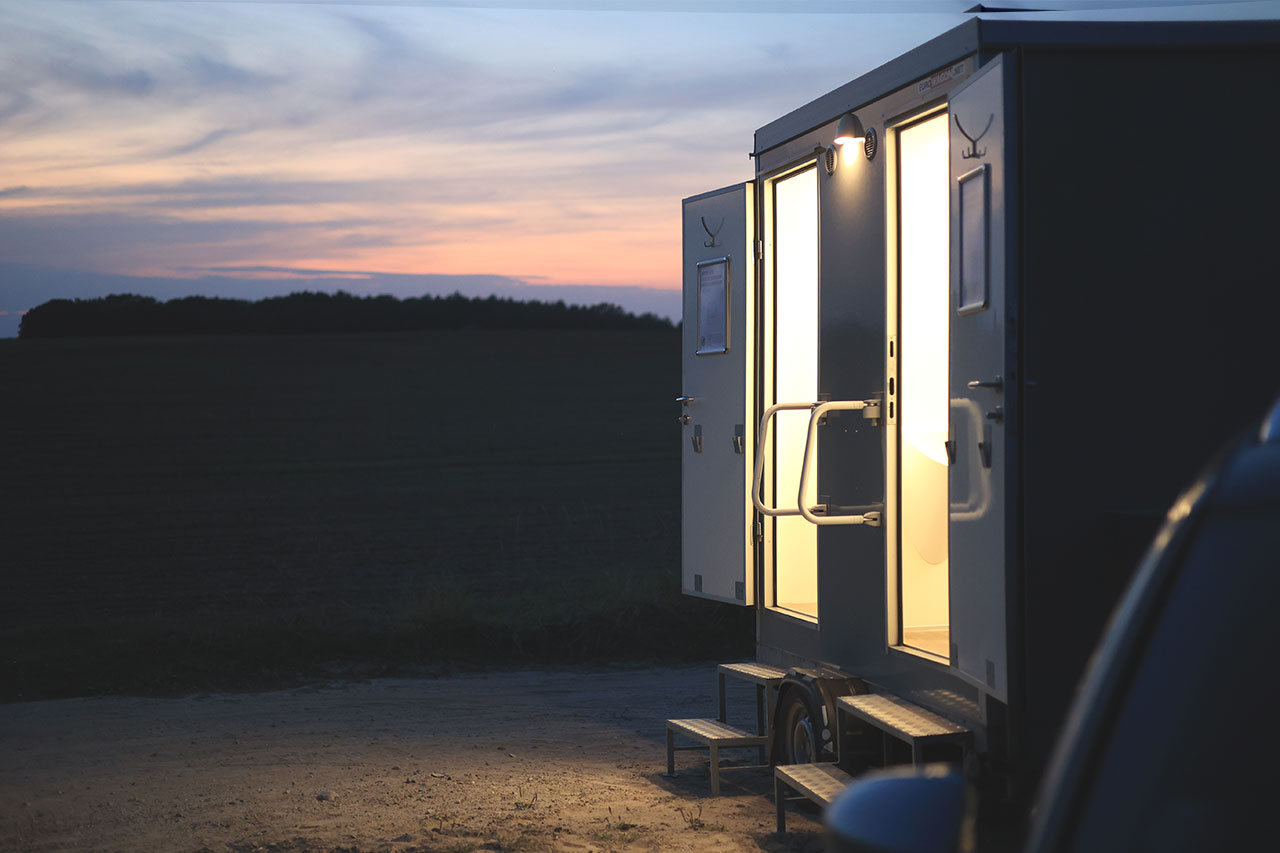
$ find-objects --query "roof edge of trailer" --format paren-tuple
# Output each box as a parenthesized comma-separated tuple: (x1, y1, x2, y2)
(753, 18, 981, 157)
(753, 16, 1280, 156)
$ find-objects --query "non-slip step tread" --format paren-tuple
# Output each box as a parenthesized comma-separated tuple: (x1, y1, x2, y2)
(837, 694, 969, 740)
(666, 717, 768, 745)
(717, 662, 788, 685)
(774, 762, 853, 805)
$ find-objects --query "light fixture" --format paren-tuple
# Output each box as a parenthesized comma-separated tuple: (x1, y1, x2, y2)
(834, 112, 865, 147)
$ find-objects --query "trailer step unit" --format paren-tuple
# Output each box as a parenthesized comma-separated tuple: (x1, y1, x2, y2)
(716, 661, 787, 740)
(664, 718, 768, 796)
(664, 661, 787, 795)
(773, 762, 854, 834)
(837, 694, 971, 767)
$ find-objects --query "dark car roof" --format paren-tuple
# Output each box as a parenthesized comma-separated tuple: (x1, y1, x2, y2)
(1025, 394, 1280, 851)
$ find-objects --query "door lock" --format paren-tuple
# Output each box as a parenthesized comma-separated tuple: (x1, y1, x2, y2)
(677, 396, 694, 426)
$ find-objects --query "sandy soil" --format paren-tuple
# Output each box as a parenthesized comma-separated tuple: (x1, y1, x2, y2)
(0, 665, 824, 852)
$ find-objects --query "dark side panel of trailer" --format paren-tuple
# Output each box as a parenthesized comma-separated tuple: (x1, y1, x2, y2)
(1015, 37, 1280, 788)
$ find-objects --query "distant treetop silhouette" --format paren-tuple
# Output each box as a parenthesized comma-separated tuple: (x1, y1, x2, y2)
(18, 291, 674, 338)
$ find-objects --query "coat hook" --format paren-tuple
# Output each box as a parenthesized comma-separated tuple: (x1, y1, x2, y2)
(954, 112, 994, 160)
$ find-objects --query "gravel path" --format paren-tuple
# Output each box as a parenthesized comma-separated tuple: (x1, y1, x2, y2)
(0, 665, 823, 852)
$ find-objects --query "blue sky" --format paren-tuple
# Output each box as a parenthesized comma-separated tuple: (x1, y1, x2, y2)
(1, 0, 1274, 336)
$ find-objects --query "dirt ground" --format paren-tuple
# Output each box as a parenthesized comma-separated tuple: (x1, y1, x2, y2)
(0, 665, 825, 852)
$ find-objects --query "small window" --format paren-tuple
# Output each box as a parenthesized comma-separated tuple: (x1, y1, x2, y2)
(696, 257, 729, 355)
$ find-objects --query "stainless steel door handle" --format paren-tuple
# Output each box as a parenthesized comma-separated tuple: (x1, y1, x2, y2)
(966, 376, 1003, 391)
(676, 395, 696, 405)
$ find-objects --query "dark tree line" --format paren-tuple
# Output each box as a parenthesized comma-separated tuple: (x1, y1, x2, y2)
(18, 291, 674, 338)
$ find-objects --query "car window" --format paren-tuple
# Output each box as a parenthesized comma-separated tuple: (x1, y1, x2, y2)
(1065, 508, 1280, 852)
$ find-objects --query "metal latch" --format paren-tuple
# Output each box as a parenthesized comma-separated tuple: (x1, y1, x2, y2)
(677, 395, 694, 426)
(732, 424, 745, 454)
(807, 504, 882, 527)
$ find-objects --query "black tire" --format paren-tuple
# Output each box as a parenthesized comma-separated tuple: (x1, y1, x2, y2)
(776, 688, 823, 765)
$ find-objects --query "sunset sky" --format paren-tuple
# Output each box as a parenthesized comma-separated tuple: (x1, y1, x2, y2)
(1, 0, 1273, 336)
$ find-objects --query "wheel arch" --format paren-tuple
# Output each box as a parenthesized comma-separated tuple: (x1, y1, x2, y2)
(771, 668, 864, 764)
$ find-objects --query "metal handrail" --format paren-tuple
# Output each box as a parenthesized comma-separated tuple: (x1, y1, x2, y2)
(753, 400, 882, 526)
(797, 401, 881, 526)
(752, 402, 816, 518)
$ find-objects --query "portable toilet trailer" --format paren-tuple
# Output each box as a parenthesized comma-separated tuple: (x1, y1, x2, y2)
(678, 17, 1280, 808)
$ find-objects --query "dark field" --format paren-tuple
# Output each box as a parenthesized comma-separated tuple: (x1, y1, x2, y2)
(1, 330, 750, 700)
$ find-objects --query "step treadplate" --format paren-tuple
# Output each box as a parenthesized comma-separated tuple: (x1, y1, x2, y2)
(836, 694, 969, 741)
(774, 762, 852, 806)
(717, 662, 787, 685)
(666, 718, 768, 746)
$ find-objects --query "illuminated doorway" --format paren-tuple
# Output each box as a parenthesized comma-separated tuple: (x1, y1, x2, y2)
(767, 164, 819, 620)
(895, 111, 950, 659)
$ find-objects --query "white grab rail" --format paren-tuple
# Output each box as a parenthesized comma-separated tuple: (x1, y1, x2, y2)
(752, 402, 816, 518)
(753, 400, 882, 527)
(797, 401, 880, 526)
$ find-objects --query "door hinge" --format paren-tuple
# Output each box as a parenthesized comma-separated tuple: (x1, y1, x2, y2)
(755, 239, 764, 260)
(753, 521, 763, 543)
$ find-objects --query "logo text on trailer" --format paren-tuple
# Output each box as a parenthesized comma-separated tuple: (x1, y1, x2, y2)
(918, 62, 968, 96)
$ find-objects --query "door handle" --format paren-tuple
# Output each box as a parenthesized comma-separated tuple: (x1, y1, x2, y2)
(676, 395, 696, 406)
(797, 401, 883, 526)
(966, 376, 1003, 391)
(752, 400, 882, 526)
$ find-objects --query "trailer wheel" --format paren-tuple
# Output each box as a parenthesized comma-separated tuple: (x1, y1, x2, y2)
(776, 689, 821, 765)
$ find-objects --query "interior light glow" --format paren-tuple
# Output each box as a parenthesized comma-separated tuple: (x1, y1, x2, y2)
(897, 112, 951, 659)
(773, 167, 819, 619)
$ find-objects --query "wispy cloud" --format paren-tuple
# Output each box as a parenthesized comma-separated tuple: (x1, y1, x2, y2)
(0, 0, 978, 296)
(158, 128, 241, 158)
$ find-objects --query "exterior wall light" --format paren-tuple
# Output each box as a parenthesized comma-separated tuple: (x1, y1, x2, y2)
(835, 112, 877, 163)
(834, 112, 866, 147)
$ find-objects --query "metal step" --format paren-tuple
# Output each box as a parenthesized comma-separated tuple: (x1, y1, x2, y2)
(773, 762, 853, 833)
(665, 718, 769, 796)
(716, 661, 787, 746)
(836, 694, 970, 766)
(717, 661, 788, 685)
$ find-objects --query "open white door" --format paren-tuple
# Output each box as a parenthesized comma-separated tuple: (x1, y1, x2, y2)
(948, 54, 1014, 700)
(680, 183, 755, 604)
